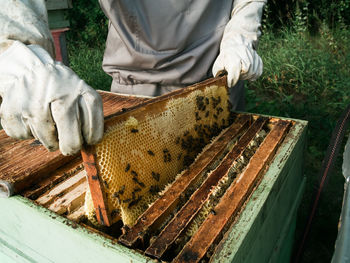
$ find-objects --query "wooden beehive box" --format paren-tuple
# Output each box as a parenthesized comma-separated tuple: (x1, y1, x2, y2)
(0, 78, 307, 263)
(46, 0, 72, 29)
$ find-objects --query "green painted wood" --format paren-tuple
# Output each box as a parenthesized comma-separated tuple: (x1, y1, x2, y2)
(211, 120, 307, 263)
(0, 234, 34, 263)
(0, 197, 154, 263)
(0, 118, 307, 263)
(46, 0, 72, 11)
(244, 147, 305, 263)
(0, 251, 17, 263)
(48, 10, 69, 29)
(268, 187, 303, 263)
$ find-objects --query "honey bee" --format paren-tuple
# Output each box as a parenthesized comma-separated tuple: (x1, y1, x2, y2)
(163, 149, 171, 162)
(119, 185, 126, 194)
(196, 96, 206, 111)
(147, 150, 155, 156)
(151, 171, 160, 181)
(113, 185, 125, 198)
(133, 187, 141, 193)
(122, 198, 132, 203)
(149, 185, 160, 195)
(128, 196, 142, 208)
(111, 209, 119, 218)
(183, 155, 193, 167)
(132, 177, 145, 188)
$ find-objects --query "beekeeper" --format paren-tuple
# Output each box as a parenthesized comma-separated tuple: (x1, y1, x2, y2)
(0, 0, 266, 156)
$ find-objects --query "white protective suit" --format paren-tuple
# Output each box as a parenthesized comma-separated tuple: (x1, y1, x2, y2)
(0, 0, 266, 155)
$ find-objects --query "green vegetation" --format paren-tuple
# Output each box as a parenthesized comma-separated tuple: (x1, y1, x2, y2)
(68, 42, 111, 91)
(66, 2, 350, 262)
(247, 26, 350, 263)
(66, 0, 107, 47)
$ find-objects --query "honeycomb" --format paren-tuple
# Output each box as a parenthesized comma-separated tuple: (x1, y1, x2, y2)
(84, 189, 99, 226)
(93, 85, 231, 226)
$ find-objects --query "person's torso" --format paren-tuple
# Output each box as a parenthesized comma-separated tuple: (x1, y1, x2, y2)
(100, 0, 233, 86)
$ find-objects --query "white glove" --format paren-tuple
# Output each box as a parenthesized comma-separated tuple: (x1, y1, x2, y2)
(213, 0, 266, 87)
(0, 41, 104, 155)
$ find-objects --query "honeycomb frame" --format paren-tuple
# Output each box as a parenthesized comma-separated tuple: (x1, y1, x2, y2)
(81, 76, 233, 226)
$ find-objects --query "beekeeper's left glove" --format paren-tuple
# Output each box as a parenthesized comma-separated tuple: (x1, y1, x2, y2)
(0, 41, 104, 155)
(213, 0, 266, 87)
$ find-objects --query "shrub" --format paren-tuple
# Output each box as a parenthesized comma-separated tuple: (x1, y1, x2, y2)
(66, 0, 108, 47)
(263, 0, 350, 32)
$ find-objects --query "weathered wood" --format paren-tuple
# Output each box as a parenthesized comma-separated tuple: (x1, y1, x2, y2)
(36, 170, 86, 206)
(47, 10, 70, 29)
(0, 133, 76, 196)
(174, 120, 291, 263)
(145, 117, 267, 258)
(22, 157, 83, 200)
(0, 91, 148, 197)
(46, 0, 72, 10)
(119, 114, 251, 247)
(66, 206, 86, 222)
(102, 76, 227, 130)
(82, 147, 111, 226)
(48, 180, 88, 215)
(99, 91, 149, 118)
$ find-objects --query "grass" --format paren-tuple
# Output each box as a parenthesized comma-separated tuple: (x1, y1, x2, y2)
(248, 26, 350, 263)
(67, 41, 112, 91)
(68, 26, 350, 263)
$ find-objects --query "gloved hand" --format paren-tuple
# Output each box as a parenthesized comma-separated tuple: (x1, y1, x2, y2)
(213, 1, 266, 87)
(0, 41, 104, 155)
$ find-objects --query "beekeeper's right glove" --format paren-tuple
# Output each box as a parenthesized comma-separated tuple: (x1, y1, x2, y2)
(0, 0, 104, 155)
(0, 41, 104, 155)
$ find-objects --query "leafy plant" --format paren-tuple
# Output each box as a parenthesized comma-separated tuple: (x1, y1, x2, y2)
(263, 0, 350, 32)
(66, 0, 108, 47)
(247, 23, 350, 263)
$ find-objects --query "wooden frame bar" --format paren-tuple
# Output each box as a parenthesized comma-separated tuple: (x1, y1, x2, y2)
(22, 157, 83, 200)
(81, 147, 112, 226)
(119, 114, 252, 247)
(173, 120, 291, 263)
(145, 117, 267, 258)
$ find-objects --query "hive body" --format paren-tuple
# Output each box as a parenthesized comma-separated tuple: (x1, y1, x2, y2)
(93, 85, 231, 225)
(0, 90, 307, 263)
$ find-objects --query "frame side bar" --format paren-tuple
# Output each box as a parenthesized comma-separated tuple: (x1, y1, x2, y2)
(81, 145, 111, 226)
